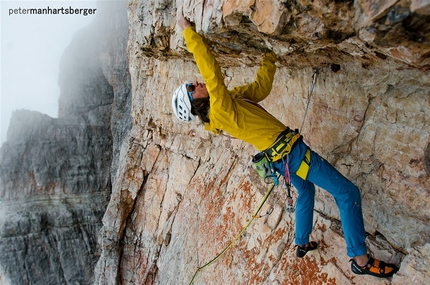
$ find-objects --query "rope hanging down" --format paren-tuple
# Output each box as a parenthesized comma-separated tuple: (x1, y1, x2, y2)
(188, 181, 277, 285)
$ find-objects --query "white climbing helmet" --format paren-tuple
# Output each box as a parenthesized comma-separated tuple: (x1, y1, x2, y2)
(172, 82, 196, 122)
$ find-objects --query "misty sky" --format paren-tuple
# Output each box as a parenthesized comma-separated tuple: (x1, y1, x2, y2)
(1, 0, 98, 145)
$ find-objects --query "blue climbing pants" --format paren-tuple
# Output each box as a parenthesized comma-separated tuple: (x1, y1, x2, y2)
(273, 139, 367, 257)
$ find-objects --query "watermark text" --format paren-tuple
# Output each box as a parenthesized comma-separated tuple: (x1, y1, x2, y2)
(9, 6, 97, 16)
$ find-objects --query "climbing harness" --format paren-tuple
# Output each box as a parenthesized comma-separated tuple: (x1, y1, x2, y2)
(188, 67, 319, 284)
(264, 128, 302, 162)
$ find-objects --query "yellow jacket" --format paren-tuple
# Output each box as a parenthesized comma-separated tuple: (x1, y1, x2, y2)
(183, 27, 286, 151)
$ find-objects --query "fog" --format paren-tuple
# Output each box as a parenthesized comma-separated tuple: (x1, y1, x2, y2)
(1, 0, 98, 145)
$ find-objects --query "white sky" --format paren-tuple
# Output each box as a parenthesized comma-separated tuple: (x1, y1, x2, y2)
(1, 0, 98, 145)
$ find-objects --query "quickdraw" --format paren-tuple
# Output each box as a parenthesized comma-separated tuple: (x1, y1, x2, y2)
(300, 68, 318, 133)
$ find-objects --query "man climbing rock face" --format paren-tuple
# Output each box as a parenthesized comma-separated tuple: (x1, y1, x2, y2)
(173, 6, 399, 279)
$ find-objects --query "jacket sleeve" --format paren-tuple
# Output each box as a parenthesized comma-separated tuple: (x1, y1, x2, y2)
(230, 52, 277, 102)
(183, 27, 235, 133)
(182, 27, 231, 103)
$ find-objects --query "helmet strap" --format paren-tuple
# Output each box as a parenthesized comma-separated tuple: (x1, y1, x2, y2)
(191, 97, 210, 123)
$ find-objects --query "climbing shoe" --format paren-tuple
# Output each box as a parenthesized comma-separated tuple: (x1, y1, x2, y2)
(296, 241, 318, 258)
(350, 255, 399, 278)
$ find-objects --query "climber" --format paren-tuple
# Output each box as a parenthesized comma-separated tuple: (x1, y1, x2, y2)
(173, 6, 399, 279)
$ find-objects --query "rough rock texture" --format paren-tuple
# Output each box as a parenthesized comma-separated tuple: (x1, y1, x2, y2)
(1, 0, 429, 285)
(94, 0, 429, 285)
(0, 1, 131, 284)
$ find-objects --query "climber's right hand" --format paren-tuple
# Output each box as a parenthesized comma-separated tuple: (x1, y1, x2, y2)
(177, 6, 191, 30)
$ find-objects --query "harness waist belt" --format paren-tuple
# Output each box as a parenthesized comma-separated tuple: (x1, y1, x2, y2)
(264, 128, 301, 162)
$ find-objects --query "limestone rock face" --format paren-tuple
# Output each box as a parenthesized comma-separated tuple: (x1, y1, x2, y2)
(0, 2, 131, 284)
(1, 0, 429, 285)
(95, 0, 429, 284)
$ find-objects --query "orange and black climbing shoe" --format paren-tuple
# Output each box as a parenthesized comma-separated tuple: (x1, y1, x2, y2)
(350, 255, 399, 278)
(296, 241, 318, 258)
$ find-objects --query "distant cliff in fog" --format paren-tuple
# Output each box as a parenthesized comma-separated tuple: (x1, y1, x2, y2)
(0, 1, 131, 284)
